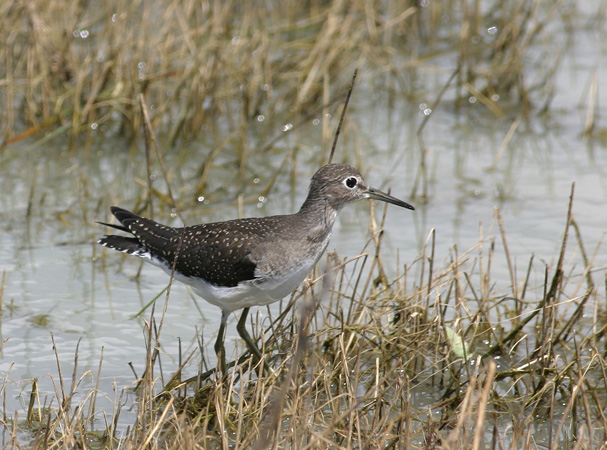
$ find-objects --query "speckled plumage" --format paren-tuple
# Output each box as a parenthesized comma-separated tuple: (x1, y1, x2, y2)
(98, 163, 414, 369)
(99, 207, 336, 312)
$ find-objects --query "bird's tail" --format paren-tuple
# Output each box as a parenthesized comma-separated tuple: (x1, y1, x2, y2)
(98, 206, 178, 259)
(98, 235, 144, 255)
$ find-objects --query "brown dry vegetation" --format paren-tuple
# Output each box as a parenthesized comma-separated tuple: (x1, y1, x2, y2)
(1, 0, 606, 449)
(1, 0, 577, 149)
(14, 193, 607, 449)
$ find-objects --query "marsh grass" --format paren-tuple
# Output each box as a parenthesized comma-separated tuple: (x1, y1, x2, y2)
(0, 0, 578, 153)
(4, 188, 606, 449)
(1, 1, 606, 448)
(2, 0, 582, 224)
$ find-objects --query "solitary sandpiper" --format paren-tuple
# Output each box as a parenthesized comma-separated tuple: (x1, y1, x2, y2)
(98, 163, 414, 372)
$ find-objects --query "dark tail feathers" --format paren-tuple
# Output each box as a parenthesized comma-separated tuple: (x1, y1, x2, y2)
(98, 235, 143, 255)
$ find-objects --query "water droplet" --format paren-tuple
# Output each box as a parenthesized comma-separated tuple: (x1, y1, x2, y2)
(468, 96, 477, 104)
(111, 13, 117, 22)
(79, 30, 89, 38)
(231, 36, 240, 45)
(138, 61, 146, 80)
(197, 196, 205, 202)
(419, 103, 427, 110)
(312, 118, 320, 125)
(491, 94, 500, 101)
(282, 123, 293, 132)
(325, 113, 332, 119)
(72, 30, 80, 38)
(262, 84, 270, 91)
(257, 115, 265, 122)
(253, 178, 260, 184)
(487, 26, 498, 35)
(258, 196, 267, 203)
(423, 108, 432, 116)
(91, 123, 98, 130)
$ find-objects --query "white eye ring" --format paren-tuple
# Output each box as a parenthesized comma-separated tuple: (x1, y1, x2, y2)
(344, 177, 358, 189)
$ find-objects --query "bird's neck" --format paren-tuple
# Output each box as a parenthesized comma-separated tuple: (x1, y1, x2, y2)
(297, 193, 340, 241)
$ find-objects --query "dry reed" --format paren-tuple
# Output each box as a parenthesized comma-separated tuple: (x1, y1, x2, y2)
(0, 1, 604, 449)
(3, 190, 604, 449)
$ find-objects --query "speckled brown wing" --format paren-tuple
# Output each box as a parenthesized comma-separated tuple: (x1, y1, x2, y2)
(106, 207, 261, 287)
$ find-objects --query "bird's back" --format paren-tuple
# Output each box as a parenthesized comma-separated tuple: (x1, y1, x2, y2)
(99, 207, 329, 290)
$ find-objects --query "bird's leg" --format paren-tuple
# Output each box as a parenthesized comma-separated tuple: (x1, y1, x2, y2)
(236, 308, 261, 360)
(236, 307, 272, 376)
(214, 310, 228, 376)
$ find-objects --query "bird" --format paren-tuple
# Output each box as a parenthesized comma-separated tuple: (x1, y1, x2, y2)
(98, 163, 414, 373)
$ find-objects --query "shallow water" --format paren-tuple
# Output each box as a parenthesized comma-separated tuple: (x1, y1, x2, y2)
(0, 6, 606, 440)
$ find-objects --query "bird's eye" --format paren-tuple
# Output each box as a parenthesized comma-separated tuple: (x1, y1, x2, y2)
(344, 177, 358, 188)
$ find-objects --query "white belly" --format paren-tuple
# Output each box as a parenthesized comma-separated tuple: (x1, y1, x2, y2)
(148, 238, 329, 313)
(191, 257, 316, 312)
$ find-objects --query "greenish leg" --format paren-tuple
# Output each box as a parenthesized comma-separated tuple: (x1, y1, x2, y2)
(236, 307, 272, 375)
(214, 310, 228, 375)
